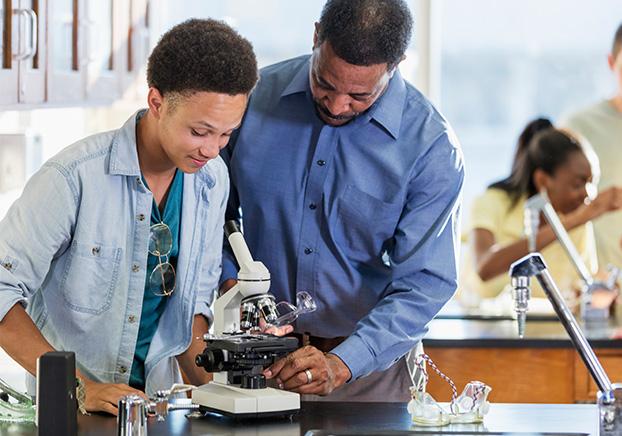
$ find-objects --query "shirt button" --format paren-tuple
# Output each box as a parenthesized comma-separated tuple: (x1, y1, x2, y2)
(304, 247, 313, 255)
(137, 213, 145, 221)
(132, 264, 140, 273)
(317, 159, 326, 166)
(128, 315, 136, 323)
(91, 246, 100, 255)
(136, 177, 141, 185)
(2, 262, 12, 271)
(119, 366, 127, 374)
(309, 203, 317, 210)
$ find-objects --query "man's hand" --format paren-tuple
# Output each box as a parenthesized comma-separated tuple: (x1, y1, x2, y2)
(83, 379, 147, 416)
(263, 346, 351, 395)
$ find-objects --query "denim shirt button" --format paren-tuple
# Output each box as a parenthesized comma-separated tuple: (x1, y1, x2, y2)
(137, 213, 145, 221)
(119, 365, 127, 374)
(132, 264, 140, 273)
(304, 247, 313, 255)
(128, 315, 136, 323)
(2, 262, 12, 271)
(91, 246, 100, 256)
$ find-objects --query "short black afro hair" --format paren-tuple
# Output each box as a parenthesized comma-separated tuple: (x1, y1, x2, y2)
(147, 18, 258, 97)
(317, 0, 413, 67)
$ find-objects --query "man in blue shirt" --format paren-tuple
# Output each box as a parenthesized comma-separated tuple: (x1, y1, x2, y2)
(0, 19, 257, 415)
(221, 0, 464, 401)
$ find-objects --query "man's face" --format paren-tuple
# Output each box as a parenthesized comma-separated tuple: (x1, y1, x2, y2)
(155, 91, 247, 173)
(608, 49, 622, 96)
(309, 41, 392, 127)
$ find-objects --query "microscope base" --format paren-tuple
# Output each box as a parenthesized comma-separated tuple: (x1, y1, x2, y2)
(191, 382, 300, 417)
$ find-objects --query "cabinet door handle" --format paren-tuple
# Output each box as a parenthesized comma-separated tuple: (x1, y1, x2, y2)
(12, 8, 37, 61)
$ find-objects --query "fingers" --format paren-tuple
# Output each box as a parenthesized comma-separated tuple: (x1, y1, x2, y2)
(277, 353, 320, 385)
(99, 401, 118, 416)
(264, 346, 308, 379)
(85, 382, 147, 415)
(262, 324, 294, 336)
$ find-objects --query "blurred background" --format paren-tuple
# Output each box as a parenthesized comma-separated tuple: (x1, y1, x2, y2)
(1, 0, 621, 392)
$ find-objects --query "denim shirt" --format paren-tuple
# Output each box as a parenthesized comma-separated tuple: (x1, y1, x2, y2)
(0, 110, 228, 395)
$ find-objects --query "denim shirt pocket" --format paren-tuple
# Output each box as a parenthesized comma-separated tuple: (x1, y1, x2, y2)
(336, 185, 402, 263)
(60, 241, 122, 314)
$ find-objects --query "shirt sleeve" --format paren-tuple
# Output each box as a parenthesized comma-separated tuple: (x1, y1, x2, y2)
(0, 163, 77, 321)
(468, 189, 506, 233)
(193, 160, 230, 325)
(331, 132, 465, 380)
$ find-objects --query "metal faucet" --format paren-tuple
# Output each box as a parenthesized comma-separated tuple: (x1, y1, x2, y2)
(510, 253, 622, 431)
(524, 192, 619, 320)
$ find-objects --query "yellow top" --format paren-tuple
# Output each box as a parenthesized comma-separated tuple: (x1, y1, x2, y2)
(461, 188, 598, 300)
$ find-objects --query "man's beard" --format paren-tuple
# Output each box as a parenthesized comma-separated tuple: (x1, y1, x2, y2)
(313, 100, 359, 125)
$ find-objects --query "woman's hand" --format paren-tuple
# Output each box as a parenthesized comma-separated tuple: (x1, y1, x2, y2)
(581, 186, 622, 221)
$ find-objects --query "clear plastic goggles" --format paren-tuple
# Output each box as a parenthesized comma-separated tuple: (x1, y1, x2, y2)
(406, 352, 491, 426)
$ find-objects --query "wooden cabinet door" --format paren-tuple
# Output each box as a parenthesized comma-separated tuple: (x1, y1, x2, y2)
(0, 0, 19, 105)
(574, 348, 622, 402)
(47, 0, 83, 103)
(83, 0, 121, 102)
(17, 0, 45, 104)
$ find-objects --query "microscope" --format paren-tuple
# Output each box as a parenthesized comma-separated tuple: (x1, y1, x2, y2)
(191, 221, 312, 418)
(510, 253, 622, 432)
(524, 191, 619, 321)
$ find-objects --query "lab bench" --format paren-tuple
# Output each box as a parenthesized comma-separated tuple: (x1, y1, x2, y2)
(423, 312, 622, 403)
(0, 401, 601, 435)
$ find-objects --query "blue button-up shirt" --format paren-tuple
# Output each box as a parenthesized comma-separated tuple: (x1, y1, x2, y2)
(0, 111, 227, 395)
(222, 55, 464, 380)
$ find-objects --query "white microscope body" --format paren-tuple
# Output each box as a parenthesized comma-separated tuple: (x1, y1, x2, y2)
(191, 221, 300, 417)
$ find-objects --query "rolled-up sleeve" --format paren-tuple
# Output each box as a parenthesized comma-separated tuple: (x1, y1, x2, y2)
(0, 163, 77, 321)
(331, 133, 464, 380)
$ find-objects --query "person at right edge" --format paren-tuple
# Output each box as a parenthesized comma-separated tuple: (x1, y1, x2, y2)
(562, 23, 622, 273)
(220, 0, 464, 401)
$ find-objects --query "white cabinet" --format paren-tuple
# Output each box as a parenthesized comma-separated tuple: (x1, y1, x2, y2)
(0, 0, 46, 105)
(48, 0, 121, 104)
(2, 0, 152, 108)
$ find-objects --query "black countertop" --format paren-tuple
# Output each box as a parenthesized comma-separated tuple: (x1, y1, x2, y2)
(424, 301, 622, 348)
(0, 401, 601, 435)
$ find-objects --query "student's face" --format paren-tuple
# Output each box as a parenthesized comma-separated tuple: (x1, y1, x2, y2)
(608, 50, 622, 95)
(309, 39, 392, 127)
(153, 90, 247, 173)
(540, 151, 593, 215)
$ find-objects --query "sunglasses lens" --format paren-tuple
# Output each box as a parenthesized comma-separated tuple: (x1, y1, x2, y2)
(150, 262, 176, 296)
(149, 223, 172, 256)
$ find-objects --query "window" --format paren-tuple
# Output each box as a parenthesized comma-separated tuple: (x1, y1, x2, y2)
(438, 0, 622, 213)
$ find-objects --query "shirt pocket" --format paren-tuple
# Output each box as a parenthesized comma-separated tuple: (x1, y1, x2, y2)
(336, 185, 402, 263)
(60, 241, 122, 314)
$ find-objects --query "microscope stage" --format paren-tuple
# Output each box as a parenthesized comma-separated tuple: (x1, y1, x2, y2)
(192, 382, 300, 418)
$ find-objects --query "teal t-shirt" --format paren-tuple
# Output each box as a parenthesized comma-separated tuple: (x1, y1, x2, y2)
(129, 169, 183, 390)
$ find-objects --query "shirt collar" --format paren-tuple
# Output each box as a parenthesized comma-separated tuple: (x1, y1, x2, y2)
(108, 109, 145, 176)
(280, 56, 407, 139)
(108, 109, 217, 189)
(280, 56, 312, 98)
(364, 69, 407, 140)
